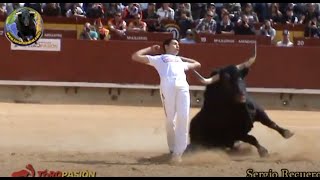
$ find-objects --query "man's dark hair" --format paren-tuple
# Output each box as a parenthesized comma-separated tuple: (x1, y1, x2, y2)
(162, 38, 179, 53)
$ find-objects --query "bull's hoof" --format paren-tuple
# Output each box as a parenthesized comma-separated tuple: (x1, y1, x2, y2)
(258, 147, 269, 158)
(282, 129, 294, 139)
(232, 141, 242, 151)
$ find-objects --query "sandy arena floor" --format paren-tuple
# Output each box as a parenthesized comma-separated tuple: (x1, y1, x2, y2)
(1, 103, 320, 177)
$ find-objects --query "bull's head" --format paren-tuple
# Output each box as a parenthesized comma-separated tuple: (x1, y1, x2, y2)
(16, 9, 36, 27)
(194, 43, 257, 104)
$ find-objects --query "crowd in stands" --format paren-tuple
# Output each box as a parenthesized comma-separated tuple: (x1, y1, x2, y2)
(1, 3, 320, 45)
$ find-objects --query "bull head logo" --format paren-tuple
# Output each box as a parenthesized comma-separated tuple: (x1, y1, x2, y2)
(16, 10, 36, 27)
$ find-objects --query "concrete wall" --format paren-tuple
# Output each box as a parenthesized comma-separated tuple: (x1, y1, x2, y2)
(1, 84, 320, 111)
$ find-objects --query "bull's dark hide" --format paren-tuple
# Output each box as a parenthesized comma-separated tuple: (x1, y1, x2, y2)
(188, 65, 294, 157)
(15, 9, 37, 42)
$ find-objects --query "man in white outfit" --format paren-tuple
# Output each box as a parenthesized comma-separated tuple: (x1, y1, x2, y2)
(131, 38, 201, 164)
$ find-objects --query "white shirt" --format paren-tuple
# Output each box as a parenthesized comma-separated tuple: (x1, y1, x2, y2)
(156, 7, 175, 20)
(276, 40, 293, 47)
(139, 3, 148, 10)
(146, 54, 189, 85)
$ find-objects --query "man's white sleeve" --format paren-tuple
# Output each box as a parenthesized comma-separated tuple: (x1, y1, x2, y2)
(183, 62, 189, 71)
(146, 55, 162, 68)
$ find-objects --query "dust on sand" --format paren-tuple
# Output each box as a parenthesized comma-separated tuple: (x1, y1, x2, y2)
(0, 103, 320, 177)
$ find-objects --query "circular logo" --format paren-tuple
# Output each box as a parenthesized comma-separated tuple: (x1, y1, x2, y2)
(4, 7, 44, 46)
(164, 24, 180, 40)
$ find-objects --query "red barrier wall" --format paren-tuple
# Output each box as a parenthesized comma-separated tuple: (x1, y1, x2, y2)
(0, 37, 319, 89)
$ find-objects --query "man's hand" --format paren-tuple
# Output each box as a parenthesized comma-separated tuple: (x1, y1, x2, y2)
(132, 45, 160, 64)
(151, 45, 161, 53)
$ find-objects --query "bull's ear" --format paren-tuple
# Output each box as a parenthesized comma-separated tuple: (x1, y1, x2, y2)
(16, 11, 22, 18)
(240, 67, 250, 78)
(30, 12, 35, 18)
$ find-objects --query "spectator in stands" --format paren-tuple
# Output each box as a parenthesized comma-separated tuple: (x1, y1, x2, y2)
(86, 3, 105, 19)
(108, 11, 127, 36)
(79, 22, 99, 40)
(94, 18, 110, 41)
(24, 3, 43, 14)
(213, 3, 224, 18)
(282, 7, 298, 24)
(105, 3, 124, 19)
(304, 17, 320, 38)
(43, 3, 61, 17)
(268, 3, 283, 24)
(82, 3, 91, 14)
(234, 14, 256, 35)
(241, 3, 259, 23)
(157, 3, 175, 21)
(148, 19, 166, 32)
(224, 3, 241, 14)
(207, 3, 219, 22)
(293, 3, 307, 20)
(127, 13, 147, 32)
(155, 3, 162, 11)
(184, 3, 191, 12)
(123, 3, 142, 20)
(219, 8, 231, 23)
(259, 20, 276, 41)
(216, 12, 235, 35)
(276, 30, 293, 47)
(278, 3, 290, 14)
(176, 11, 194, 38)
(66, 3, 85, 18)
(142, 3, 158, 20)
(191, 3, 207, 21)
(175, 3, 193, 21)
(180, 29, 196, 44)
(195, 10, 217, 34)
(254, 3, 268, 22)
(0, 3, 6, 17)
(60, 3, 73, 17)
(299, 3, 320, 24)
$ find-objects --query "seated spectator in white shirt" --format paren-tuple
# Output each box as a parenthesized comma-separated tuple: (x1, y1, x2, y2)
(180, 29, 196, 44)
(276, 30, 293, 47)
(156, 3, 175, 21)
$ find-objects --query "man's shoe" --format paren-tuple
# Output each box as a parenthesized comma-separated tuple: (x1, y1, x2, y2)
(170, 153, 182, 164)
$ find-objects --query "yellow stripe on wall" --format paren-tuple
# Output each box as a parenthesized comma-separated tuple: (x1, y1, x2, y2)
(44, 23, 77, 31)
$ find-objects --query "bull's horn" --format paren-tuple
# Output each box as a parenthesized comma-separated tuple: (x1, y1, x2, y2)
(16, 12, 22, 15)
(193, 70, 219, 85)
(30, 11, 35, 14)
(236, 41, 257, 70)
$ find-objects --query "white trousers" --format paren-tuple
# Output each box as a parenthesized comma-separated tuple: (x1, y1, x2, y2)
(160, 78, 190, 155)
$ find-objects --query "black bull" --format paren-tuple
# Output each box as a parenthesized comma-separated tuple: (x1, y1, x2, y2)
(186, 47, 294, 157)
(15, 9, 37, 42)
